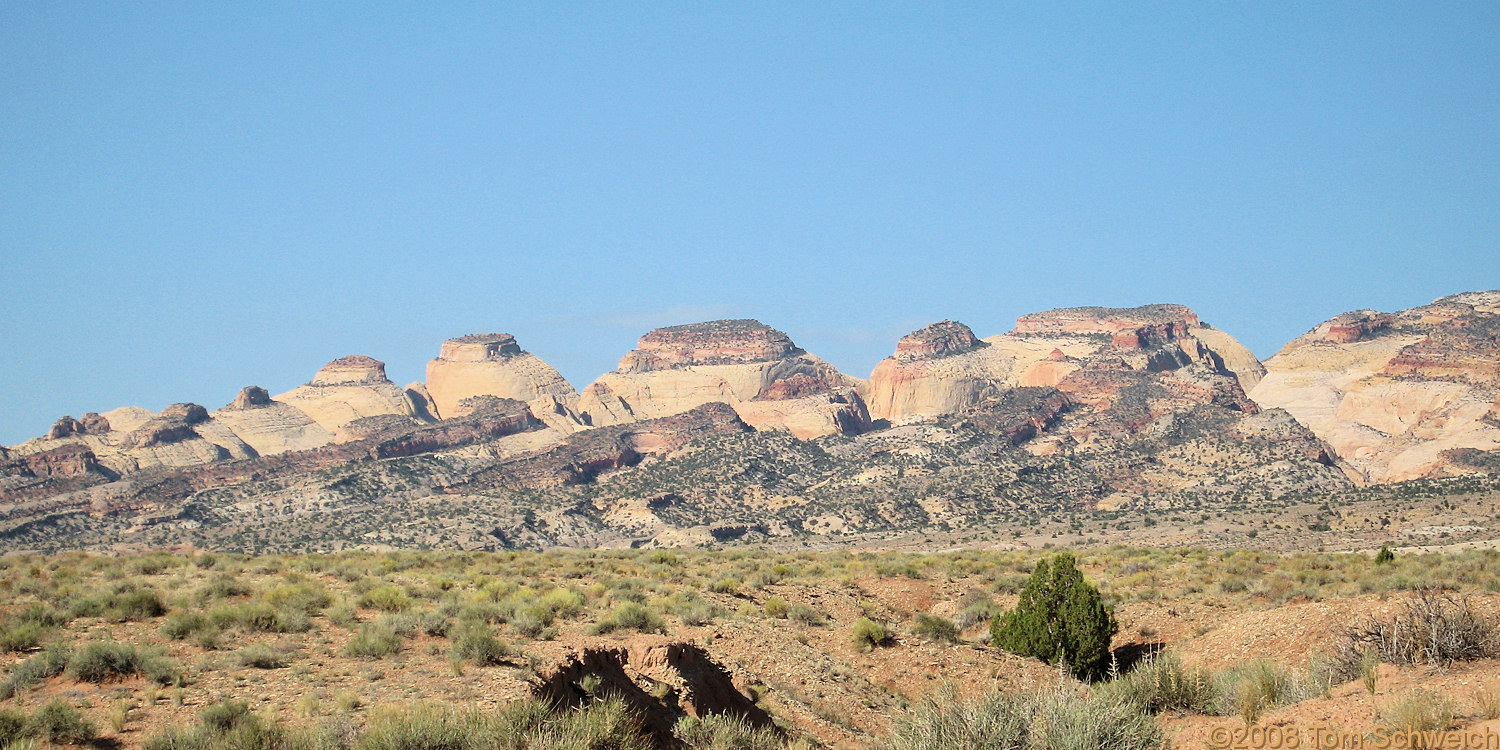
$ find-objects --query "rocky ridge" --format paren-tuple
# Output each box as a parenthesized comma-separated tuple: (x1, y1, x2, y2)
(4, 292, 1500, 553)
(1251, 291, 1500, 483)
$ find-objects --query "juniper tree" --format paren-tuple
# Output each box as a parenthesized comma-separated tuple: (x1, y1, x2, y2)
(991, 552, 1117, 679)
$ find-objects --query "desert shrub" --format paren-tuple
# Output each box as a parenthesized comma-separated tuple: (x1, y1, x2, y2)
(875, 684, 1160, 750)
(262, 583, 331, 614)
(105, 587, 167, 621)
(1376, 544, 1396, 565)
(210, 602, 305, 633)
(25, 700, 97, 745)
(1381, 690, 1456, 743)
(351, 698, 652, 750)
(163, 612, 212, 640)
(762, 597, 789, 619)
(955, 600, 1002, 630)
(1332, 587, 1497, 680)
(0, 622, 43, 653)
(591, 603, 666, 635)
(511, 604, 554, 638)
(852, 618, 893, 651)
(675, 713, 800, 750)
(346, 622, 403, 658)
(992, 552, 1117, 679)
(0, 707, 25, 745)
(1101, 651, 1216, 714)
(359, 586, 411, 613)
(787, 603, 825, 627)
(708, 578, 741, 595)
(540, 588, 585, 619)
(912, 614, 959, 644)
(0, 642, 70, 699)
(1210, 660, 1329, 723)
(451, 622, 510, 666)
(66, 641, 179, 684)
(418, 612, 451, 637)
(199, 700, 254, 734)
(328, 600, 360, 628)
(236, 644, 291, 669)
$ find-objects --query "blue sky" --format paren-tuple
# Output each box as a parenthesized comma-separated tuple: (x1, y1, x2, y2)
(2, 3, 1497, 444)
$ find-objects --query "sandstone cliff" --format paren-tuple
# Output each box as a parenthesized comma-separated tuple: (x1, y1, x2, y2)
(274, 356, 426, 439)
(1250, 291, 1500, 483)
(576, 320, 870, 439)
(865, 306, 1263, 423)
(425, 334, 579, 421)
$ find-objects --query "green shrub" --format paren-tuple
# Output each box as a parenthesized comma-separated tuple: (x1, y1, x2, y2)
(105, 587, 167, 621)
(675, 713, 792, 749)
(24, 700, 97, 745)
(163, 612, 211, 640)
(911, 613, 959, 644)
(992, 552, 1117, 679)
(852, 617, 893, 651)
(787, 603, 826, 627)
(763, 597, 789, 619)
(66, 641, 179, 684)
(359, 586, 411, 613)
(1376, 544, 1396, 566)
(0, 622, 43, 653)
(591, 603, 666, 635)
(262, 583, 331, 614)
(451, 623, 509, 666)
(236, 644, 291, 669)
(346, 622, 403, 658)
(0, 707, 25, 746)
(200, 700, 254, 734)
(1100, 651, 1217, 714)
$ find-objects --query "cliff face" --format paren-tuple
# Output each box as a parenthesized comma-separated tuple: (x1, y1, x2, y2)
(425, 334, 579, 422)
(576, 320, 870, 439)
(1251, 291, 1500, 483)
(865, 306, 1264, 423)
(274, 356, 425, 439)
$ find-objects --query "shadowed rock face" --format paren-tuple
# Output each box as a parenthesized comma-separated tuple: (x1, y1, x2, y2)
(530, 637, 773, 748)
(619, 319, 800, 373)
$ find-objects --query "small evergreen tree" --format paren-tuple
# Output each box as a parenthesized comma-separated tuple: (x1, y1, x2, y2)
(991, 552, 1117, 679)
(1375, 544, 1395, 565)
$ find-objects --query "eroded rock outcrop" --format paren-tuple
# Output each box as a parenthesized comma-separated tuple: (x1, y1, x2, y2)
(577, 320, 869, 438)
(1251, 291, 1500, 483)
(865, 307, 1264, 423)
(530, 637, 772, 747)
(275, 356, 425, 439)
(425, 334, 579, 421)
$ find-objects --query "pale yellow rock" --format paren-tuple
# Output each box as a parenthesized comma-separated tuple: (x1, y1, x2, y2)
(1193, 326, 1267, 391)
(425, 334, 578, 420)
(1251, 292, 1500, 483)
(211, 401, 335, 456)
(576, 321, 868, 438)
(865, 311, 1265, 422)
(274, 356, 422, 439)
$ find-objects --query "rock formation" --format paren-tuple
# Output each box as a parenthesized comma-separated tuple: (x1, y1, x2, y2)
(575, 320, 869, 438)
(1251, 291, 1500, 483)
(425, 334, 579, 420)
(211, 386, 336, 456)
(274, 356, 425, 439)
(865, 307, 1263, 423)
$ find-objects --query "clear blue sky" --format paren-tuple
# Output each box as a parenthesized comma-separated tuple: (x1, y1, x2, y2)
(2, 3, 1497, 444)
